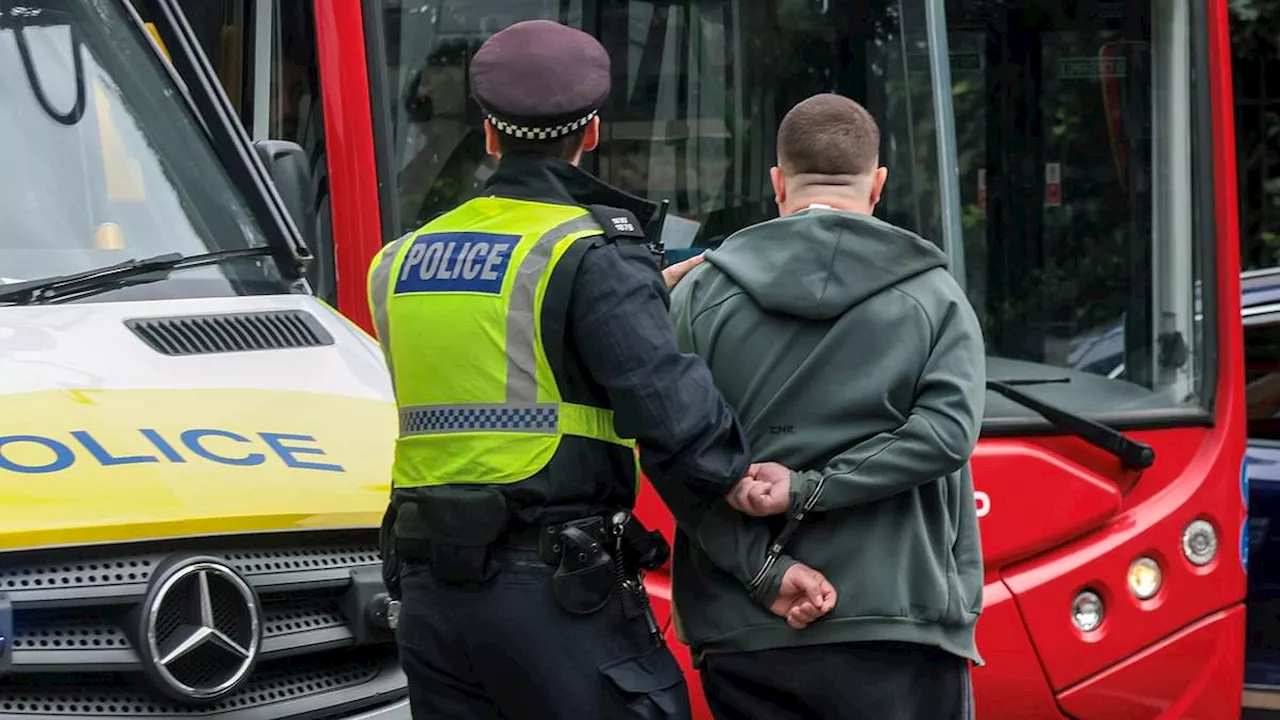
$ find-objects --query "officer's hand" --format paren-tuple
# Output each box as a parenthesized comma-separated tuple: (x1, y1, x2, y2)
(662, 253, 705, 291)
(769, 563, 837, 630)
(725, 462, 791, 517)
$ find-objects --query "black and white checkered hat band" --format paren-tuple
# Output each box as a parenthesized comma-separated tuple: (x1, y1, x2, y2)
(488, 110, 598, 140)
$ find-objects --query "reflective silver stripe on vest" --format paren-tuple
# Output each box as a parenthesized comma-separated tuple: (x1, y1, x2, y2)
(504, 214, 601, 404)
(368, 233, 414, 385)
(400, 403, 559, 436)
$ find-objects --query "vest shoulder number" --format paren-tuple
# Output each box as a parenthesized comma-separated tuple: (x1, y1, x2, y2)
(395, 231, 520, 295)
(588, 205, 646, 242)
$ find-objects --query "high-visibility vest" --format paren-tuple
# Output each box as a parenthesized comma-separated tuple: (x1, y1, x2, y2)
(367, 196, 637, 491)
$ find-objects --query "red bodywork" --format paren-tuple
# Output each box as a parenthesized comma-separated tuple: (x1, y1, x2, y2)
(311, 0, 1247, 715)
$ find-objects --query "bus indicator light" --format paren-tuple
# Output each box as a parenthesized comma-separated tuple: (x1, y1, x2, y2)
(1182, 519, 1218, 566)
(1071, 590, 1104, 632)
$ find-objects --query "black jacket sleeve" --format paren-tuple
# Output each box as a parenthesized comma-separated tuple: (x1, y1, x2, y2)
(568, 240, 751, 498)
(568, 240, 797, 605)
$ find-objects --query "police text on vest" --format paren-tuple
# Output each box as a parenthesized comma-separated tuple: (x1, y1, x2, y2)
(395, 232, 520, 295)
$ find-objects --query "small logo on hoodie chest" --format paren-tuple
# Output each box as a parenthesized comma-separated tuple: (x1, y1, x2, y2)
(769, 425, 795, 435)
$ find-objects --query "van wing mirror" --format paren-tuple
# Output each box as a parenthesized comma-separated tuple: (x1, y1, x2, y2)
(252, 139, 316, 252)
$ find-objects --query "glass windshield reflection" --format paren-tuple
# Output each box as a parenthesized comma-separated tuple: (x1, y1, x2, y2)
(0, 0, 286, 301)
(378, 0, 1210, 421)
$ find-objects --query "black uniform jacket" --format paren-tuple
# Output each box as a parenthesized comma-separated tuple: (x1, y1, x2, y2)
(477, 152, 751, 526)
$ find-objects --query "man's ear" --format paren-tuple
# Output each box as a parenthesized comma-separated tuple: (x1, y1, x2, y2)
(770, 166, 787, 210)
(869, 166, 888, 207)
(483, 120, 501, 158)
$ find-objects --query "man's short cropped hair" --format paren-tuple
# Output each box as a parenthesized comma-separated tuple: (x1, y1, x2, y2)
(777, 94, 880, 176)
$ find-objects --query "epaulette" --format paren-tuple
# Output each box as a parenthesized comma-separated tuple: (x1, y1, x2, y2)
(588, 204, 648, 244)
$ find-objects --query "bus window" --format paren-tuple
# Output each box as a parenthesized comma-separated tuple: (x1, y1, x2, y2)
(378, 0, 951, 252)
(177, 0, 252, 122)
(949, 0, 1208, 418)
(371, 0, 1210, 421)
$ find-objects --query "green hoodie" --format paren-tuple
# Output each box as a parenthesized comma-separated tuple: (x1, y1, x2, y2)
(666, 207, 987, 665)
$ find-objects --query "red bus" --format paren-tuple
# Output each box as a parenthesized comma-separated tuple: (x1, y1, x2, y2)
(173, 0, 1249, 716)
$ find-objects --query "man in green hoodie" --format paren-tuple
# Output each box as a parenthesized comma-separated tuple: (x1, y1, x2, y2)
(668, 94, 986, 719)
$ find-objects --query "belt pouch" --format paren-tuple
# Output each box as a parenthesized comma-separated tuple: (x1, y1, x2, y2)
(407, 486, 510, 585)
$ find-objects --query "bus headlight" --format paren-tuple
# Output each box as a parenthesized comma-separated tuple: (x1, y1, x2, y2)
(1182, 519, 1218, 566)
(1071, 590, 1104, 632)
(1127, 557, 1161, 600)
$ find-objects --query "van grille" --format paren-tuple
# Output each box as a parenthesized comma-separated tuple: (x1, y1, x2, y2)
(0, 653, 383, 716)
(124, 310, 334, 356)
(0, 534, 406, 718)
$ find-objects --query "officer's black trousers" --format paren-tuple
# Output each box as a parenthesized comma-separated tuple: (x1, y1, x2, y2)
(397, 545, 693, 719)
(699, 641, 974, 720)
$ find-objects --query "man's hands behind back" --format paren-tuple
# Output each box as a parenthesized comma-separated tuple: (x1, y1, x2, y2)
(772, 563, 837, 630)
(723, 463, 836, 628)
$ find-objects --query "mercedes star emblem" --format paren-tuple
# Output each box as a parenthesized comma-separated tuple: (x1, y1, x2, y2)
(138, 557, 262, 703)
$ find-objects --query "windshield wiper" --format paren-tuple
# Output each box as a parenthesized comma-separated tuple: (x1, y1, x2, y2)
(987, 378, 1156, 471)
(4, 2, 87, 126)
(0, 247, 271, 305)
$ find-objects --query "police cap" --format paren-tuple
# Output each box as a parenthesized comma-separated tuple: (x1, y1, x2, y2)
(469, 20, 610, 142)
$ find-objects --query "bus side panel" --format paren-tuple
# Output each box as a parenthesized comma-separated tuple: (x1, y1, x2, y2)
(314, 0, 382, 334)
(1057, 606, 1245, 719)
(973, 582, 1066, 719)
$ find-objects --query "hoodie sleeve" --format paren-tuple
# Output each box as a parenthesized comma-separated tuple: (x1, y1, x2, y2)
(789, 293, 986, 514)
(668, 270, 799, 604)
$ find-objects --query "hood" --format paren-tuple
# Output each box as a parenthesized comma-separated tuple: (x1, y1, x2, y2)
(706, 208, 948, 320)
(0, 295, 397, 550)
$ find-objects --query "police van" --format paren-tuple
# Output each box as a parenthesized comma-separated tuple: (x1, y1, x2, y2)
(0, 0, 407, 717)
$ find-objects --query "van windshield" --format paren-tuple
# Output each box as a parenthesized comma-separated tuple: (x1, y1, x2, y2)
(0, 0, 287, 301)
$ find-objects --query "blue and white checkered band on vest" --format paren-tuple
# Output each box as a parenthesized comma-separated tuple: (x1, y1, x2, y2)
(487, 110, 599, 141)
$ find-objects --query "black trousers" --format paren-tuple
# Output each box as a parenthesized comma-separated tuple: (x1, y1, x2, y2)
(699, 642, 974, 720)
(396, 545, 692, 719)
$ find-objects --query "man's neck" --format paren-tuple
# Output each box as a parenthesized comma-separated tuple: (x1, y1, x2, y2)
(785, 193, 872, 215)
(782, 175, 873, 215)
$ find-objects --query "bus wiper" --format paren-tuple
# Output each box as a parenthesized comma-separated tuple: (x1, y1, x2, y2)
(0, 247, 271, 305)
(987, 378, 1156, 471)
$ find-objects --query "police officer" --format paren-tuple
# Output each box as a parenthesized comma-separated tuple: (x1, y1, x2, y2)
(367, 19, 764, 720)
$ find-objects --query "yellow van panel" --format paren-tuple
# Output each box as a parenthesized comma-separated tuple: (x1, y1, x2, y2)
(0, 388, 396, 551)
